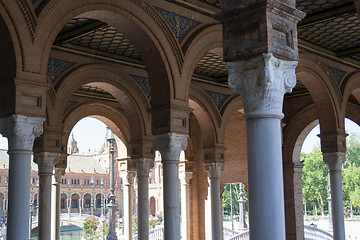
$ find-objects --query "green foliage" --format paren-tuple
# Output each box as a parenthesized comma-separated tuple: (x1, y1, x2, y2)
(301, 146, 329, 214)
(222, 183, 247, 216)
(83, 216, 99, 239)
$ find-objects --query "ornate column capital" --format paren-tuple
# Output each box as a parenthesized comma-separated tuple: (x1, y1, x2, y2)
(54, 167, 65, 183)
(323, 152, 346, 171)
(133, 158, 154, 177)
(227, 53, 297, 119)
(0, 115, 44, 151)
(120, 171, 136, 185)
(152, 133, 188, 163)
(180, 172, 193, 185)
(205, 162, 224, 179)
(34, 152, 60, 175)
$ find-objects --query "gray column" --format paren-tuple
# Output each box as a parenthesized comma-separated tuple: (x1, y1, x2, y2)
(153, 133, 188, 240)
(120, 171, 135, 240)
(205, 163, 224, 240)
(0, 115, 44, 240)
(34, 152, 59, 240)
(134, 158, 154, 240)
(227, 53, 297, 240)
(51, 168, 65, 240)
(323, 152, 346, 240)
(180, 172, 193, 240)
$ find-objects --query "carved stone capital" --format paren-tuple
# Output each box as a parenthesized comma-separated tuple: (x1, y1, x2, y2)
(323, 152, 346, 171)
(34, 152, 60, 175)
(205, 162, 224, 179)
(120, 171, 136, 185)
(227, 53, 297, 119)
(0, 115, 44, 151)
(180, 172, 193, 185)
(54, 167, 65, 183)
(152, 133, 188, 164)
(133, 158, 154, 177)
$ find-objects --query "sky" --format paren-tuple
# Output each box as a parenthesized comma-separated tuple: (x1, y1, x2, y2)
(0, 117, 360, 153)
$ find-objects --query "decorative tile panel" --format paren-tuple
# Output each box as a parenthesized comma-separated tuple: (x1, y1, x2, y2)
(47, 58, 75, 83)
(154, 7, 200, 41)
(65, 100, 78, 112)
(130, 74, 151, 98)
(205, 90, 230, 109)
(327, 66, 347, 84)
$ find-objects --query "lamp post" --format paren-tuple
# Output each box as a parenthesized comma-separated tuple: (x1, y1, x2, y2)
(100, 178, 104, 217)
(106, 127, 118, 240)
(91, 176, 94, 216)
(29, 202, 33, 240)
(36, 179, 39, 217)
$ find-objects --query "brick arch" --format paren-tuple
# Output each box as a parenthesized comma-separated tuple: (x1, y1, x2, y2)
(345, 103, 360, 127)
(50, 64, 150, 142)
(219, 96, 243, 144)
(283, 104, 319, 164)
(297, 55, 343, 134)
(62, 102, 130, 156)
(0, 8, 17, 117)
(34, 1, 182, 108)
(340, 71, 360, 117)
(189, 85, 222, 147)
(182, 24, 223, 101)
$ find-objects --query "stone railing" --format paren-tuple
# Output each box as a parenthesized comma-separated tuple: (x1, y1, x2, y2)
(132, 226, 164, 240)
(304, 225, 333, 240)
(228, 231, 250, 240)
(223, 227, 241, 239)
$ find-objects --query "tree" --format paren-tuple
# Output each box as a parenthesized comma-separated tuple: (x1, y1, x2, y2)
(83, 216, 99, 239)
(301, 146, 329, 215)
(222, 183, 247, 217)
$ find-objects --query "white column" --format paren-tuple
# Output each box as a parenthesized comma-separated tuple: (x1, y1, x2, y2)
(153, 133, 188, 240)
(323, 152, 346, 240)
(120, 171, 135, 240)
(205, 163, 224, 240)
(51, 168, 64, 240)
(227, 53, 297, 240)
(134, 158, 154, 240)
(34, 152, 59, 240)
(0, 115, 44, 240)
(180, 172, 193, 240)
(205, 182, 212, 240)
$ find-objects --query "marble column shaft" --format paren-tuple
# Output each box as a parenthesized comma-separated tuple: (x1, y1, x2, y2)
(153, 133, 188, 240)
(323, 152, 346, 240)
(0, 115, 44, 240)
(227, 53, 297, 240)
(34, 152, 59, 240)
(134, 158, 154, 240)
(51, 168, 65, 240)
(180, 172, 193, 240)
(205, 163, 224, 240)
(120, 171, 136, 240)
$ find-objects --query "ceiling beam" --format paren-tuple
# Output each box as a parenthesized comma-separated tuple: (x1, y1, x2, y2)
(298, 3, 356, 28)
(336, 46, 360, 58)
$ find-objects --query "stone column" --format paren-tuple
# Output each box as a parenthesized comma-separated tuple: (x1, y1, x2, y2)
(227, 53, 298, 240)
(180, 172, 193, 240)
(0, 115, 44, 240)
(34, 152, 59, 240)
(51, 168, 65, 240)
(153, 133, 188, 240)
(134, 158, 154, 240)
(120, 171, 136, 240)
(238, 183, 247, 229)
(323, 152, 346, 240)
(205, 162, 224, 240)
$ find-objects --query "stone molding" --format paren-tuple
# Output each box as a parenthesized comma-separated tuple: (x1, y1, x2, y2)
(226, 53, 297, 119)
(180, 172, 193, 185)
(205, 162, 224, 179)
(0, 115, 44, 152)
(33, 152, 60, 175)
(133, 158, 154, 177)
(120, 171, 136, 185)
(152, 133, 188, 163)
(323, 152, 346, 171)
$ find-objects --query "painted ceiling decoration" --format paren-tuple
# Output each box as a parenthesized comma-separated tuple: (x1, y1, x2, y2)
(65, 100, 78, 113)
(154, 7, 200, 41)
(130, 74, 151, 98)
(327, 66, 347, 84)
(47, 58, 76, 83)
(205, 90, 230, 109)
